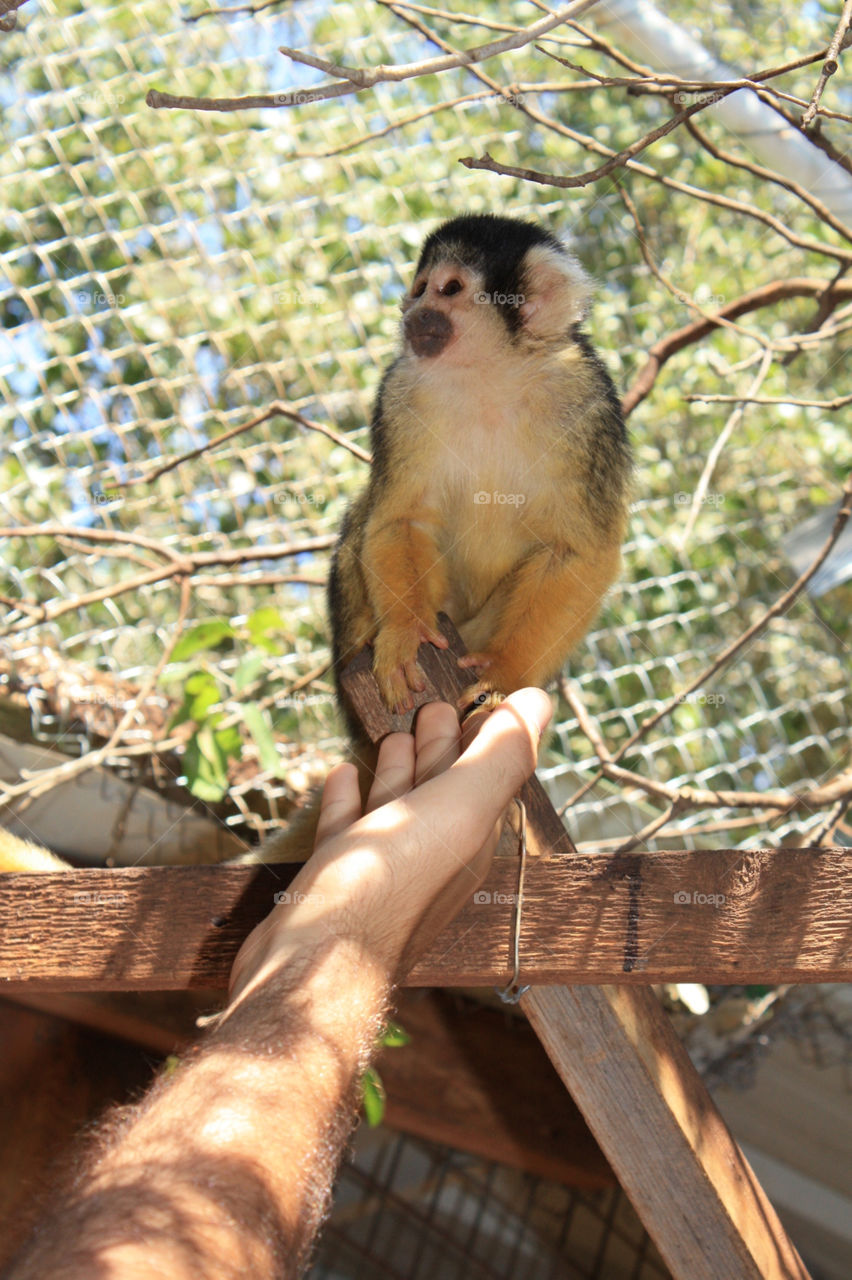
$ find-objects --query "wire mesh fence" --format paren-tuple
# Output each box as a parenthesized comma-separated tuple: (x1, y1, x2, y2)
(1, 5, 850, 843)
(310, 1127, 670, 1280)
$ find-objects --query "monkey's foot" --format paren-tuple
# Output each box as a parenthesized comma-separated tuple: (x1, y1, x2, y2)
(457, 650, 495, 673)
(373, 619, 448, 713)
(457, 681, 508, 726)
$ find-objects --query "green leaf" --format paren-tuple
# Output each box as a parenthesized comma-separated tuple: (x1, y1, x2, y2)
(247, 607, 285, 640)
(246, 608, 286, 653)
(243, 703, 282, 775)
(171, 620, 235, 662)
(168, 670, 222, 730)
(361, 1067, 385, 1127)
(214, 723, 243, 759)
(234, 654, 266, 692)
(184, 724, 229, 801)
(159, 661, 203, 686)
(380, 1021, 410, 1048)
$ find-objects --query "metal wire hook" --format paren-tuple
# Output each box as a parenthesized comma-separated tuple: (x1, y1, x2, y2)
(496, 796, 530, 1004)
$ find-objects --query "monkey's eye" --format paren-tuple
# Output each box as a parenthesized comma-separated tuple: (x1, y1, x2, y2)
(411, 279, 427, 298)
(440, 278, 463, 296)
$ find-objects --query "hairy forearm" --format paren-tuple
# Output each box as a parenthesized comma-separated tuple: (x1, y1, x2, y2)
(6, 694, 548, 1279)
(6, 938, 392, 1280)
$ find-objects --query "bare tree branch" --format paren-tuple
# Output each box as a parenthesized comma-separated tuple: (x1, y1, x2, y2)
(134, 401, 370, 487)
(801, 0, 852, 126)
(677, 349, 774, 550)
(622, 278, 852, 415)
(562, 471, 852, 813)
(147, 0, 598, 111)
(0, 528, 335, 634)
(684, 392, 852, 409)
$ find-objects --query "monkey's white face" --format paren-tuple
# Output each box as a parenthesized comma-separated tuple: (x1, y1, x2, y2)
(400, 259, 502, 368)
(400, 243, 591, 371)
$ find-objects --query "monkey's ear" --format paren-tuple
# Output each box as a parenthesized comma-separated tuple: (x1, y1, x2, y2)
(519, 245, 592, 338)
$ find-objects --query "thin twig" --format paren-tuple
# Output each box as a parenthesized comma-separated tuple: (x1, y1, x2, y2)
(147, 0, 598, 111)
(185, 0, 285, 21)
(616, 183, 766, 351)
(615, 800, 684, 855)
(134, 401, 370, 486)
(560, 678, 852, 848)
(684, 392, 852, 409)
(678, 348, 774, 549)
(617, 472, 852, 762)
(0, 528, 335, 634)
(801, 0, 852, 127)
(461, 82, 743, 189)
(460, 140, 852, 264)
(622, 278, 852, 415)
(684, 119, 852, 246)
(562, 473, 852, 810)
(0, 580, 194, 806)
(812, 797, 851, 846)
(540, 43, 852, 120)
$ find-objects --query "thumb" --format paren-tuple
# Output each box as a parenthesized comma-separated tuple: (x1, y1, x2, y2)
(459, 687, 552, 790)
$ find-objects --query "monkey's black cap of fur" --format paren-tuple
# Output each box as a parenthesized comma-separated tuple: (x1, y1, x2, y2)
(416, 214, 566, 331)
(416, 214, 564, 271)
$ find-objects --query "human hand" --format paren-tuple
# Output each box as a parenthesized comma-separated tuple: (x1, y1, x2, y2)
(228, 688, 552, 1004)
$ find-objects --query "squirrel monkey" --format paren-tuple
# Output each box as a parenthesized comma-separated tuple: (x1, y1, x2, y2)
(330, 213, 631, 729)
(0, 214, 630, 872)
(261, 214, 631, 862)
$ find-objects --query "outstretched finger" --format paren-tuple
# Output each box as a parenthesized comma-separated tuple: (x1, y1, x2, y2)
(413, 701, 462, 786)
(406, 688, 552, 860)
(365, 731, 416, 812)
(313, 761, 363, 846)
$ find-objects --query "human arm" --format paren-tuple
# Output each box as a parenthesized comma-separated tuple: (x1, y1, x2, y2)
(5, 690, 551, 1280)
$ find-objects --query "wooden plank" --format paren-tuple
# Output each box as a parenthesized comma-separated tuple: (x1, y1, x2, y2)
(524, 986, 809, 1280)
(411, 843, 850, 985)
(0, 864, 287, 991)
(8, 987, 615, 1189)
(0, 731, 244, 866)
(0, 848, 848, 990)
(10, 990, 219, 1054)
(380, 991, 615, 1189)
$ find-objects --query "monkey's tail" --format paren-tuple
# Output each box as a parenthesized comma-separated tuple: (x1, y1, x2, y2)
(0, 831, 72, 872)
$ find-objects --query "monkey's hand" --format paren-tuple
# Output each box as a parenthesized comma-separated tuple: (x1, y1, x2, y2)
(372, 617, 448, 713)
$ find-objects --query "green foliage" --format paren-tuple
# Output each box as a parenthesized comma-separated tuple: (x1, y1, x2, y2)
(162, 610, 290, 800)
(361, 1067, 386, 1128)
(360, 1022, 411, 1127)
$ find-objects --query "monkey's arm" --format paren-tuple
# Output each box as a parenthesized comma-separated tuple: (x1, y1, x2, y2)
(359, 500, 450, 711)
(459, 539, 623, 694)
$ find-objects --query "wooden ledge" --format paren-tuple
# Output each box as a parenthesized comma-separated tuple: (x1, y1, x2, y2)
(0, 846, 849, 991)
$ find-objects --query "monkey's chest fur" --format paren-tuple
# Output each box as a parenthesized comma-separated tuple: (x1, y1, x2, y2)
(332, 348, 614, 662)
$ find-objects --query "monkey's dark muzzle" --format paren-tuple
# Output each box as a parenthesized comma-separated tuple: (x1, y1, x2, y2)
(404, 307, 453, 358)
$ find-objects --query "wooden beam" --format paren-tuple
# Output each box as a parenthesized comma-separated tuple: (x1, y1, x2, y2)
(0, 999, 155, 1268)
(524, 986, 809, 1280)
(0, 847, 849, 990)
